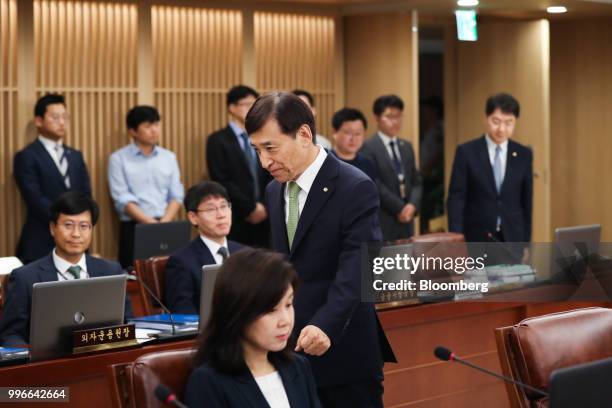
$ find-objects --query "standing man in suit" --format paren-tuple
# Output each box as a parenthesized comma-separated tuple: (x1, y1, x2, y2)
(361, 95, 422, 241)
(0, 192, 131, 346)
(108, 105, 185, 268)
(206, 85, 271, 248)
(447, 93, 533, 244)
(165, 181, 245, 314)
(247, 93, 394, 408)
(13, 94, 92, 264)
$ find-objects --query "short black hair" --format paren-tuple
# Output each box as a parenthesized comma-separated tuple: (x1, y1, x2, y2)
(126, 105, 161, 130)
(332, 108, 367, 131)
(292, 89, 314, 107)
(226, 85, 259, 107)
(373, 94, 404, 116)
(34, 94, 66, 118)
(49, 191, 99, 225)
(183, 181, 230, 212)
(485, 93, 520, 118)
(193, 248, 299, 374)
(245, 92, 317, 143)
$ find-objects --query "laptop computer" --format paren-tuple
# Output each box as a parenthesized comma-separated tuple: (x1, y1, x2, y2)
(29, 275, 126, 362)
(550, 356, 612, 407)
(553, 224, 601, 284)
(199, 264, 222, 330)
(133, 221, 191, 261)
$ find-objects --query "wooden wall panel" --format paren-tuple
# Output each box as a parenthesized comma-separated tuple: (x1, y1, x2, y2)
(444, 20, 551, 241)
(0, 0, 20, 257)
(33, 0, 138, 258)
(550, 20, 612, 240)
(152, 6, 242, 189)
(254, 12, 336, 139)
(344, 13, 419, 147)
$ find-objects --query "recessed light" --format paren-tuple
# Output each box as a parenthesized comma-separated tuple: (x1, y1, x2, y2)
(457, 0, 479, 6)
(547, 6, 567, 13)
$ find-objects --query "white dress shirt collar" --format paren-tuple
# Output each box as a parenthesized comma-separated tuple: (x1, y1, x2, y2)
(485, 134, 508, 154)
(38, 135, 63, 150)
(377, 131, 397, 145)
(291, 145, 327, 196)
(53, 249, 88, 280)
(200, 235, 228, 265)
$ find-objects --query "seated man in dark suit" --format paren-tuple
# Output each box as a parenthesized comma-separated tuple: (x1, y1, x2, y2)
(165, 181, 245, 314)
(0, 192, 131, 346)
(13, 94, 92, 264)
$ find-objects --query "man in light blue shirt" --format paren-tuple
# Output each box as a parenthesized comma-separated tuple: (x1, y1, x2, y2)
(108, 105, 184, 267)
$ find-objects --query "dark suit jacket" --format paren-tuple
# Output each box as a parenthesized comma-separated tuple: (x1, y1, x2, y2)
(164, 238, 245, 314)
(0, 254, 132, 346)
(266, 153, 394, 387)
(361, 134, 422, 241)
(447, 136, 533, 242)
(13, 139, 92, 263)
(206, 126, 272, 247)
(185, 354, 321, 408)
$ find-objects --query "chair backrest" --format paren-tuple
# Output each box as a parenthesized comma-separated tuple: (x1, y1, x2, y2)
(133, 256, 169, 315)
(0, 257, 22, 311)
(109, 348, 196, 408)
(495, 307, 612, 408)
(410, 232, 467, 279)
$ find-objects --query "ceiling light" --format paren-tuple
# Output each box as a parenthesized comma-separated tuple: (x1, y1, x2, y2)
(547, 6, 568, 13)
(457, 0, 479, 6)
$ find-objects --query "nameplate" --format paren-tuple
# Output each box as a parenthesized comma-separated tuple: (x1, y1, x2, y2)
(73, 323, 138, 354)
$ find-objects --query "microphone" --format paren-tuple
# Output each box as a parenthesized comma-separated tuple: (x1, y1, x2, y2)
(126, 268, 177, 336)
(433, 346, 548, 397)
(154, 384, 188, 408)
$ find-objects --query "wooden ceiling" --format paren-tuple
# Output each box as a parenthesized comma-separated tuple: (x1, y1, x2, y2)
(244, 0, 612, 18)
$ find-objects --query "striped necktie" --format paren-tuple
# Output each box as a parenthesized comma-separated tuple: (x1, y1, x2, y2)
(67, 265, 81, 279)
(54, 144, 70, 188)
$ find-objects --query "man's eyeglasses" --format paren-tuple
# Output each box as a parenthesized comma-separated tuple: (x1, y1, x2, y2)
(196, 203, 232, 216)
(58, 222, 92, 232)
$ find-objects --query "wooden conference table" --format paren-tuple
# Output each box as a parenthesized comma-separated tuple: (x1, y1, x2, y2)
(0, 298, 607, 407)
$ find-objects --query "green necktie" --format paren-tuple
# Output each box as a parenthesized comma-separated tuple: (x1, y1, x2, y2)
(286, 181, 301, 249)
(67, 265, 81, 279)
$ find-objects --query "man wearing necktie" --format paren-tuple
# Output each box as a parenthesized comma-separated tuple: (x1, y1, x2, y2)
(165, 181, 245, 314)
(206, 85, 272, 248)
(248, 93, 395, 408)
(361, 94, 422, 241)
(13, 94, 92, 264)
(0, 192, 131, 346)
(448, 93, 533, 248)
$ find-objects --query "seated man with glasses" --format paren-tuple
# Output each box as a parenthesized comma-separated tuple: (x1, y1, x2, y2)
(0, 191, 132, 346)
(164, 181, 246, 314)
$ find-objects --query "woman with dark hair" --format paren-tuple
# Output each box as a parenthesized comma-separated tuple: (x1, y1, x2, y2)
(185, 248, 321, 407)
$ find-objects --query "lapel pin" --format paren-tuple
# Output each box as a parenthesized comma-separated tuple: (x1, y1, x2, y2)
(323, 187, 329, 192)
(512, 151, 517, 157)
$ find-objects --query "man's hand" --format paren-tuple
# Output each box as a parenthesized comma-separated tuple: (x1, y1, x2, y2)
(521, 247, 530, 265)
(295, 325, 331, 356)
(246, 202, 268, 224)
(397, 203, 416, 223)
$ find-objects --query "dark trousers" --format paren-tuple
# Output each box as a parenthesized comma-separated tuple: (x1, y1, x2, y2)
(317, 378, 384, 408)
(118, 221, 137, 268)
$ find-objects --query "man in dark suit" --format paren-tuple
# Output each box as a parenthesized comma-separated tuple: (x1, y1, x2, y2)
(165, 181, 245, 314)
(206, 85, 271, 248)
(247, 93, 394, 408)
(13, 94, 92, 263)
(0, 192, 131, 346)
(361, 94, 422, 241)
(447, 93, 533, 245)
